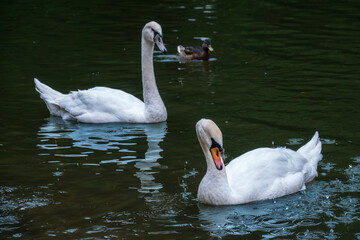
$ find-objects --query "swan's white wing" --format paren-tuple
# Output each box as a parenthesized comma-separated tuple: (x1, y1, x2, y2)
(226, 148, 311, 201)
(57, 87, 146, 123)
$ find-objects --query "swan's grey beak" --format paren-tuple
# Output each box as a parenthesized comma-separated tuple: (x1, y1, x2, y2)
(155, 37, 167, 53)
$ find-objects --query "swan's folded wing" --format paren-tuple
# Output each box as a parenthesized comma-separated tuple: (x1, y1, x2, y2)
(226, 148, 310, 199)
(57, 87, 146, 123)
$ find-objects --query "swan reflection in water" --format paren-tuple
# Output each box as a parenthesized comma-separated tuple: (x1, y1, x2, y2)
(37, 117, 167, 195)
(198, 183, 332, 238)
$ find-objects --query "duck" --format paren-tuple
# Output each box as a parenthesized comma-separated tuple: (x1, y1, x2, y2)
(35, 21, 167, 123)
(196, 119, 323, 205)
(177, 39, 214, 61)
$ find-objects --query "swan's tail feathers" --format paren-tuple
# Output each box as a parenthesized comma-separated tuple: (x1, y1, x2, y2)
(177, 45, 185, 54)
(34, 78, 65, 117)
(34, 78, 63, 99)
(297, 131, 323, 177)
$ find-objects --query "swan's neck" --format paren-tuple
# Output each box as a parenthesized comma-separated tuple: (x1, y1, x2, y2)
(198, 152, 234, 205)
(141, 38, 166, 122)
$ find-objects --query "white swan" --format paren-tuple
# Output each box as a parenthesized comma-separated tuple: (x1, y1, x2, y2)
(34, 21, 167, 123)
(196, 119, 323, 205)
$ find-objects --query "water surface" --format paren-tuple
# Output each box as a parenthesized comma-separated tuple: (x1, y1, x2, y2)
(0, 0, 359, 239)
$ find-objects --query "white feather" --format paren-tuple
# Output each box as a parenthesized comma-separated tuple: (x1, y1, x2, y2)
(196, 119, 323, 205)
(34, 21, 166, 123)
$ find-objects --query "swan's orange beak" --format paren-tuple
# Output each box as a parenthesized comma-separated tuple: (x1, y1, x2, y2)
(210, 147, 223, 170)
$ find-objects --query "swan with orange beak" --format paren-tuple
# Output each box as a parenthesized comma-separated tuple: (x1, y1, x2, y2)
(196, 119, 322, 205)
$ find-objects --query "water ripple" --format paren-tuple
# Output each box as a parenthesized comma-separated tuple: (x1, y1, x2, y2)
(197, 161, 360, 238)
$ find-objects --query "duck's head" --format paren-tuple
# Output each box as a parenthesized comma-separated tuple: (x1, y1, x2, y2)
(142, 21, 167, 53)
(196, 119, 224, 171)
(202, 39, 214, 52)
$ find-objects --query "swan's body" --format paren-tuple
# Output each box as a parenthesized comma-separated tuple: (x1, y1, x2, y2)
(35, 21, 167, 123)
(196, 119, 322, 205)
(177, 39, 213, 61)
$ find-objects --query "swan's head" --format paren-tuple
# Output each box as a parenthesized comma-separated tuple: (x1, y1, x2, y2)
(142, 21, 167, 53)
(196, 119, 224, 171)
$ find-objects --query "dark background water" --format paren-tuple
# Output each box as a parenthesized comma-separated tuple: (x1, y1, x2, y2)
(1, 0, 359, 239)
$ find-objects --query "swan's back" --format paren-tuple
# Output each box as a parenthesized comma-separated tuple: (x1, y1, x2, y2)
(226, 148, 308, 198)
(225, 132, 322, 201)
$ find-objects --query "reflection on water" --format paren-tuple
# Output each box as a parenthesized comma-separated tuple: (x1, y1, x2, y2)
(1, 0, 359, 238)
(135, 122, 167, 195)
(38, 117, 144, 152)
(37, 117, 167, 195)
(155, 54, 179, 63)
(155, 53, 216, 64)
(198, 194, 321, 238)
(0, 186, 50, 234)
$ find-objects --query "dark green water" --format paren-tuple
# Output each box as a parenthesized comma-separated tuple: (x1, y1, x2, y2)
(1, 0, 359, 239)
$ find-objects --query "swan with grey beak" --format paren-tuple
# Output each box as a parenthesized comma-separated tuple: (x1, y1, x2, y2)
(35, 21, 167, 123)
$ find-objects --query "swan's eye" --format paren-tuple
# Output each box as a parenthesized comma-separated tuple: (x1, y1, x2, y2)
(210, 138, 223, 152)
(151, 28, 162, 40)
